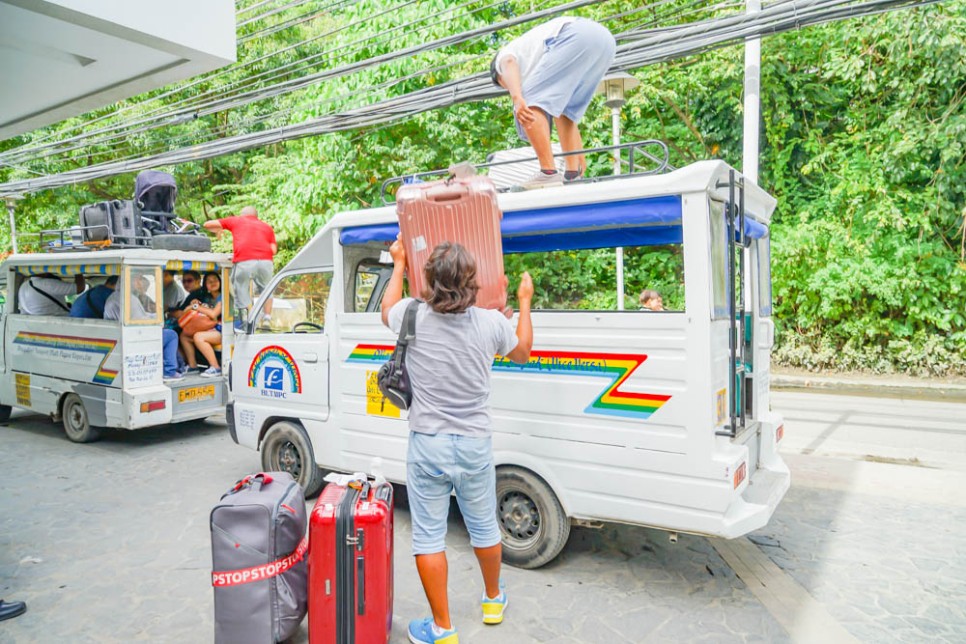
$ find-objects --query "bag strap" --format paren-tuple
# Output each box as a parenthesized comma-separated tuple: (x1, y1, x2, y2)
(30, 279, 71, 312)
(89, 291, 104, 318)
(390, 299, 421, 375)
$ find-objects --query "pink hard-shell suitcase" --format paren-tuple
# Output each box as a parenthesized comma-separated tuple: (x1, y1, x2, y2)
(396, 174, 507, 311)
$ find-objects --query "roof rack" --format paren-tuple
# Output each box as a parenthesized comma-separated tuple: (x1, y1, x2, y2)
(379, 139, 673, 204)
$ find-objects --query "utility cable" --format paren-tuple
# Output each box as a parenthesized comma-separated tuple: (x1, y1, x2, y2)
(0, 0, 513, 164)
(1, 0, 605, 166)
(0, 0, 936, 196)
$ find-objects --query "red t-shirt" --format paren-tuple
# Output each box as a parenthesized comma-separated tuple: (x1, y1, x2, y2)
(219, 216, 276, 263)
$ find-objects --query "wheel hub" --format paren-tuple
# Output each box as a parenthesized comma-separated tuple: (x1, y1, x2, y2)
(278, 440, 301, 477)
(499, 491, 540, 543)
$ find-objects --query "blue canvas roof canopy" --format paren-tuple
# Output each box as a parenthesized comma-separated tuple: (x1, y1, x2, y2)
(339, 195, 767, 254)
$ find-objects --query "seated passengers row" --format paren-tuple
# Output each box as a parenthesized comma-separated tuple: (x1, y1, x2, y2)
(17, 270, 223, 381)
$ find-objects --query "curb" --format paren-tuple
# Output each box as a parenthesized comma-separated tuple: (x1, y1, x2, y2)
(770, 373, 966, 403)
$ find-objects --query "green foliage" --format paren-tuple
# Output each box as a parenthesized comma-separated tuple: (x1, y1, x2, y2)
(2, 0, 964, 374)
(504, 246, 684, 311)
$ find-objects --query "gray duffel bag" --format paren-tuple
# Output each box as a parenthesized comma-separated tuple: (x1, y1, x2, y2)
(211, 471, 308, 643)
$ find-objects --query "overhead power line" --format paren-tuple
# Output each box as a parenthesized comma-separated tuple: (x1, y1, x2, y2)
(0, 0, 607, 168)
(12, 0, 700, 169)
(0, 0, 940, 196)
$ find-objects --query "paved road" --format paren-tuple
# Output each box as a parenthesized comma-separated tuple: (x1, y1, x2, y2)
(1, 392, 964, 643)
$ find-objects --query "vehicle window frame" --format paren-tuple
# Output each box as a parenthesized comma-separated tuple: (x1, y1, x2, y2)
(709, 201, 730, 321)
(353, 259, 393, 313)
(757, 237, 773, 318)
(254, 269, 333, 334)
(124, 266, 163, 326)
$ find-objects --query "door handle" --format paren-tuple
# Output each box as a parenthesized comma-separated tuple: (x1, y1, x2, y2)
(302, 353, 319, 363)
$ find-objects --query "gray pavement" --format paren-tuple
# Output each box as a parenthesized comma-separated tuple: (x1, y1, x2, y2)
(1, 391, 964, 643)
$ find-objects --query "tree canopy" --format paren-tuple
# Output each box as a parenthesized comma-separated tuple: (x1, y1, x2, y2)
(1, 0, 963, 375)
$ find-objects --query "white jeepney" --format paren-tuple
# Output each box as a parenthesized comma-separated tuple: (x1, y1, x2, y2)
(0, 249, 234, 442)
(228, 159, 790, 568)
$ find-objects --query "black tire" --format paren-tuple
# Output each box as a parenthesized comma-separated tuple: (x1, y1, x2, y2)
(150, 234, 211, 252)
(0, 404, 11, 424)
(260, 420, 324, 497)
(496, 466, 571, 569)
(62, 393, 101, 443)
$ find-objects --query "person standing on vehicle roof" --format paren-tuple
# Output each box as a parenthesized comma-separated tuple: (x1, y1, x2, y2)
(381, 239, 534, 644)
(489, 17, 616, 190)
(18, 273, 85, 315)
(203, 206, 276, 326)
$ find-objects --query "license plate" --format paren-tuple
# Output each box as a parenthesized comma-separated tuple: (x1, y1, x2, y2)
(179, 384, 216, 404)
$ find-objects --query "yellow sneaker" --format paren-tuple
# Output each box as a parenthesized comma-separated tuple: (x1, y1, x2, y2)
(481, 581, 508, 625)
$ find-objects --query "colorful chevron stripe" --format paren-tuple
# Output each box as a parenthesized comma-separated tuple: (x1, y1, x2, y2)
(346, 344, 395, 365)
(347, 345, 671, 420)
(13, 332, 118, 384)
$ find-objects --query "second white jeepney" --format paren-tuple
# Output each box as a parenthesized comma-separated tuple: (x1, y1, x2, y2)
(0, 249, 234, 442)
(228, 157, 789, 568)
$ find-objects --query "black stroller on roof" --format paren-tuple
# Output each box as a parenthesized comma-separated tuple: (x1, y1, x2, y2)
(135, 170, 210, 251)
(67, 170, 211, 252)
(136, 170, 177, 217)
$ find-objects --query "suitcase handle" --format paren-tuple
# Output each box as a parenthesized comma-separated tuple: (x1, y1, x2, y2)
(425, 184, 469, 203)
(226, 472, 274, 495)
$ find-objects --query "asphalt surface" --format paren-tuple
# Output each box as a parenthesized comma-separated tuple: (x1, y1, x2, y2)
(1, 391, 964, 643)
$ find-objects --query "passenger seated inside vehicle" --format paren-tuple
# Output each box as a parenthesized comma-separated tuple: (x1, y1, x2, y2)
(134, 275, 157, 313)
(639, 289, 664, 311)
(18, 273, 85, 316)
(179, 272, 223, 378)
(104, 278, 182, 381)
(70, 276, 118, 319)
(161, 270, 186, 315)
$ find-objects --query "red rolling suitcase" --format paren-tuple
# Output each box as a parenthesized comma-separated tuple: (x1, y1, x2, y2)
(308, 475, 393, 644)
(396, 173, 507, 311)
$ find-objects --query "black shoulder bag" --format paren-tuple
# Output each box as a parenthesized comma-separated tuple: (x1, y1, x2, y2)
(377, 299, 420, 410)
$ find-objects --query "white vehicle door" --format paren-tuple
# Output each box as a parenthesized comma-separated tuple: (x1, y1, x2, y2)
(232, 270, 334, 423)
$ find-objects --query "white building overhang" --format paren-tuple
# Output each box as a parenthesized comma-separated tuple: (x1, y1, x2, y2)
(0, 0, 236, 140)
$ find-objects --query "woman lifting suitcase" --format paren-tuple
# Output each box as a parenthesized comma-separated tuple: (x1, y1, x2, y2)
(381, 238, 533, 644)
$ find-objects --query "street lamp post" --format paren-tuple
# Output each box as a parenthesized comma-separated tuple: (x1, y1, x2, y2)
(5, 195, 23, 254)
(596, 72, 640, 310)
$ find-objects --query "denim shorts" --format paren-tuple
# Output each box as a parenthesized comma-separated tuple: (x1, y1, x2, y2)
(515, 18, 617, 141)
(406, 431, 501, 555)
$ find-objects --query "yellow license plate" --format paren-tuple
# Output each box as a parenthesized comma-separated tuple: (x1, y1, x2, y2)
(179, 385, 216, 404)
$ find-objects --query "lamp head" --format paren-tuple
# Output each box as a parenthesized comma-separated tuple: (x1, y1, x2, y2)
(596, 72, 641, 109)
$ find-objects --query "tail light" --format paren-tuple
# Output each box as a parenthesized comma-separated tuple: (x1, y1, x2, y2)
(733, 462, 747, 489)
(140, 400, 166, 413)
(776, 424, 785, 443)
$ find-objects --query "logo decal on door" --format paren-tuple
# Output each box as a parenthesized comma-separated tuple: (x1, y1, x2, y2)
(248, 346, 302, 398)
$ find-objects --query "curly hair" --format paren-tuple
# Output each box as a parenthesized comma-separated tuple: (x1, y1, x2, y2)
(422, 242, 479, 314)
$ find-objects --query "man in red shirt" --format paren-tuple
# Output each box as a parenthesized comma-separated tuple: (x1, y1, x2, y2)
(204, 206, 277, 325)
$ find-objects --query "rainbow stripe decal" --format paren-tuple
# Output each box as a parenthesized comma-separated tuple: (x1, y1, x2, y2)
(13, 332, 118, 384)
(346, 345, 671, 420)
(248, 345, 302, 395)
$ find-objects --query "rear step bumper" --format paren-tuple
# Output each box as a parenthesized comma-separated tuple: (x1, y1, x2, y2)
(718, 458, 791, 539)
